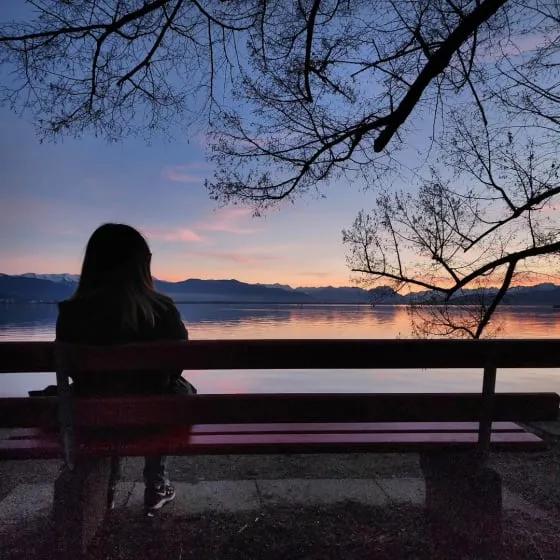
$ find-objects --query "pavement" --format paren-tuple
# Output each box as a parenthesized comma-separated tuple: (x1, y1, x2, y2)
(0, 470, 549, 525)
(0, 452, 558, 560)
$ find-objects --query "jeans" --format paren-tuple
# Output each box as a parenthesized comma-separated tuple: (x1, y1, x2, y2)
(108, 451, 168, 493)
(143, 456, 169, 488)
(108, 376, 197, 492)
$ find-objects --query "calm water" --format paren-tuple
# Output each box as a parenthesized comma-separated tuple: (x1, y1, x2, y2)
(1, 303, 560, 396)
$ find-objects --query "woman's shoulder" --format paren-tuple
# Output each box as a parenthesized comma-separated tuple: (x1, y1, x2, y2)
(152, 292, 187, 338)
(153, 291, 179, 314)
(153, 291, 174, 304)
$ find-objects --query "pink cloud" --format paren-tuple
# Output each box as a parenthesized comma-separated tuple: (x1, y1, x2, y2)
(147, 227, 204, 243)
(482, 32, 556, 61)
(144, 206, 257, 246)
(162, 162, 210, 184)
(541, 201, 560, 215)
(196, 207, 257, 235)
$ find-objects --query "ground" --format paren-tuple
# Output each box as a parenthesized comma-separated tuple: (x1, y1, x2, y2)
(1, 421, 560, 559)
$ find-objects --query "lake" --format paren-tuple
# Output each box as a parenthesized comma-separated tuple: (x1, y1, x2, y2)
(2, 303, 560, 396)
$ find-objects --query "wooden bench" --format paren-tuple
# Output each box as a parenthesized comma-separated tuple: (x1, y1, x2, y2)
(1, 339, 559, 558)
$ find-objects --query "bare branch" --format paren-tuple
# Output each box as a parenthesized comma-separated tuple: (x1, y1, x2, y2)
(374, 0, 507, 152)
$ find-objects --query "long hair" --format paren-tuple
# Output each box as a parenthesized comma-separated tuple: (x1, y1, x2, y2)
(73, 223, 170, 330)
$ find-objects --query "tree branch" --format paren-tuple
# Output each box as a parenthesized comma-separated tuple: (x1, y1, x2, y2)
(302, 0, 322, 102)
(374, 0, 507, 152)
(117, 0, 184, 87)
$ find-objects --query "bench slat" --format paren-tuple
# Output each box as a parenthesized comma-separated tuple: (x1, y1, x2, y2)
(186, 421, 526, 434)
(67, 393, 560, 425)
(1, 393, 558, 428)
(77, 429, 547, 455)
(0, 424, 544, 460)
(2, 421, 526, 440)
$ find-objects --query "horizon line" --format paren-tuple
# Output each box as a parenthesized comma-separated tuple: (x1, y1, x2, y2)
(3, 272, 560, 293)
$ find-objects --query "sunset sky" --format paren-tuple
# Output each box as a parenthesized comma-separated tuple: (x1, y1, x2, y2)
(0, 4, 387, 288)
(1, 3, 556, 289)
(0, 101, 379, 286)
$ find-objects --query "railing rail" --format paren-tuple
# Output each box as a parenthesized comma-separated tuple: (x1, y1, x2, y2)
(1, 339, 560, 373)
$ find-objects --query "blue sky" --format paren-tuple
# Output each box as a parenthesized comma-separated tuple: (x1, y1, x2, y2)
(0, 0, 396, 287)
(0, 100, 377, 285)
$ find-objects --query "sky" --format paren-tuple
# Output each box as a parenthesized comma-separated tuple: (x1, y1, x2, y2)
(0, 105, 380, 286)
(0, 3, 383, 288)
(1, 3, 555, 289)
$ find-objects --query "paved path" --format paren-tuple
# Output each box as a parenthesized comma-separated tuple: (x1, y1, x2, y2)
(0, 476, 549, 530)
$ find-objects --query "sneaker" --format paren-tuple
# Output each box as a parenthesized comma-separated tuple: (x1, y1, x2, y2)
(144, 483, 176, 516)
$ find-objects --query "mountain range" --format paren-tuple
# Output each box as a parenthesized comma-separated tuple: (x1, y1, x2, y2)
(2, 273, 560, 305)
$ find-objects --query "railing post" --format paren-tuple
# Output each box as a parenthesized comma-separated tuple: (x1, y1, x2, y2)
(55, 345, 75, 470)
(478, 363, 497, 459)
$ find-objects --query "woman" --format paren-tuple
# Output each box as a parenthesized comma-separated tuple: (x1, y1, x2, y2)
(56, 223, 193, 516)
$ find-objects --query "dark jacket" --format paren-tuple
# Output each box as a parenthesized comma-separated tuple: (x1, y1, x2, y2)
(56, 295, 188, 395)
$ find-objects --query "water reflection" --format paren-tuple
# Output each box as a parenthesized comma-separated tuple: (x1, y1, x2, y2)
(3, 303, 560, 340)
(182, 304, 402, 339)
(497, 306, 560, 335)
(2, 303, 560, 396)
(0, 303, 59, 341)
(182, 304, 560, 339)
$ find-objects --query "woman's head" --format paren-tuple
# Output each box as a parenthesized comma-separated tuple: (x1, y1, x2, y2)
(74, 224, 168, 329)
(78, 223, 153, 293)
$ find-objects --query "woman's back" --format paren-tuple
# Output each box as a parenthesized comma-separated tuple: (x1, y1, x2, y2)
(56, 293, 187, 395)
(57, 292, 185, 344)
(55, 223, 187, 395)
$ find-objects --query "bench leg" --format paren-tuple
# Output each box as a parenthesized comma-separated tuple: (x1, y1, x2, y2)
(420, 452, 502, 558)
(53, 457, 113, 559)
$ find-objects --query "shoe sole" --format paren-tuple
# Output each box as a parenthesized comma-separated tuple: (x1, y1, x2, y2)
(145, 492, 176, 516)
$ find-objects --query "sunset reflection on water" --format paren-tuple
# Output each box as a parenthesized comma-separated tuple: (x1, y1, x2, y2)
(2, 303, 560, 396)
(183, 304, 560, 339)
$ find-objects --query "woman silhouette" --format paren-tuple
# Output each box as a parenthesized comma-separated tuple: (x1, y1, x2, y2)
(56, 223, 194, 515)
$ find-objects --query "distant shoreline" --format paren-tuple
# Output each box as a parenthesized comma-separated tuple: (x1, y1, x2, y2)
(1, 300, 376, 305)
(1, 300, 559, 308)
(4, 274, 560, 307)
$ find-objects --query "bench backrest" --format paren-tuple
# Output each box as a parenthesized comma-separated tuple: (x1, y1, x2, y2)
(3, 339, 560, 372)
